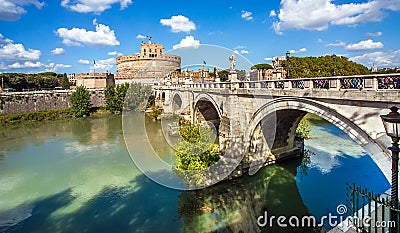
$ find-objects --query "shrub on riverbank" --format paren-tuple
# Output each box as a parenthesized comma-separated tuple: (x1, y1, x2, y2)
(0, 109, 75, 125)
(295, 118, 311, 140)
(0, 107, 110, 126)
(295, 113, 327, 140)
(174, 123, 220, 187)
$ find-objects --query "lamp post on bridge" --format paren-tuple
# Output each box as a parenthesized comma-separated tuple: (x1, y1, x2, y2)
(380, 106, 400, 233)
(332, 54, 337, 76)
(286, 51, 290, 79)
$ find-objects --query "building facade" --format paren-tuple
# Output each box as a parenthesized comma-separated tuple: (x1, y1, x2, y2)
(250, 56, 287, 81)
(115, 37, 181, 85)
(166, 68, 215, 84)
(74, 72, 115, 89)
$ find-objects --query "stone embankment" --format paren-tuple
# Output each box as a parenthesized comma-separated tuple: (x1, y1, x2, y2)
(0, 90, 105, 114)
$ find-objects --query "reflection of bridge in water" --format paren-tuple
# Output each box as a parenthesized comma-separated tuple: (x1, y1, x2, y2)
(154, 73, 400, 182)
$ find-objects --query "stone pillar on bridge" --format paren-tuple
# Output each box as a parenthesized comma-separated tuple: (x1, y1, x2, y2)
(229, 71, 239, 90)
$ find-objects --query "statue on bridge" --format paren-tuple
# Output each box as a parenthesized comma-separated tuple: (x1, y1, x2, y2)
(229, 55, 236, 72)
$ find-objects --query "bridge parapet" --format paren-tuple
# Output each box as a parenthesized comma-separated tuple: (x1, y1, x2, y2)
(154, 74, 400, 103)
(159, 73, 400, 91)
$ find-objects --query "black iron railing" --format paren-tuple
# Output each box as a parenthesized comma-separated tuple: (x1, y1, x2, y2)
(348, 184, 399, 233)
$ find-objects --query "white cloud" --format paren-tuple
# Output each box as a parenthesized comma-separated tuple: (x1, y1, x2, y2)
(289, 48, 307, 54)
(0, 42, 41, 61)
(272, 0, 400, 34)
(269, 10, 276, 17)
(61, 0, 132, 13)
(264, 57, 273, 61)
(326, 40, 347, 47)
(78, 59, 90, 64)
(366, 31, 382, 37)
(51, 47, 65, 55)
(172, 36, 200, 50)
(0, 34, 13, 44)
(56, 19, 120, 47)
(234, 49, 249, 55)
(7, 61, 43, 69)
(136, 34, 146, 39)
(0, 0, 44, 21)
(350, 50, 400, 68)
(241, 10, 253, 21)
(107, 51, 122, 56)
(1, 61, 71, 71)
(346, 39, 383, 51)
(160, 15, 196, 33)
(92, 58, 115, 71)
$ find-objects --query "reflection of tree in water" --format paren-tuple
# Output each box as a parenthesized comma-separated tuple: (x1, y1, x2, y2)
(71, 115, 123, 145)
(144, 114, 174, 160)
(178, 158, 321, 233)
(71, 117, 93, 143)
(298, 149, 313, 179)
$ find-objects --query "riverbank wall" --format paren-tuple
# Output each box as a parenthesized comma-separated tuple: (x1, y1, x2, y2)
(0, 90, 105, 114)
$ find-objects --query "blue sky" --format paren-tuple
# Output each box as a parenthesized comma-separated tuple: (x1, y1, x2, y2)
(0, 0, 399, 74)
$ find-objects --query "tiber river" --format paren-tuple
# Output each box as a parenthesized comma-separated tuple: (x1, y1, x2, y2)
(0, 113, 390, 232)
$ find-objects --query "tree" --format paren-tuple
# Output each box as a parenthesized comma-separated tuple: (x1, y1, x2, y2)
(218, 70, 229, 82)
(104, 84, 118, 112)
(70, 85, 90, 117)
(104, 82, 152, 113)
(149, 106, 162, 120)
(61, 73, 70, 89)
(252, 63, 273, 70)
(9, 75, 28, 91)
(284, 55, 371, 78)
(105, 83, 129, 112)
(124, 82, 152, 111)
(295, 118, 311, 140)
(175, 124, 220, 187)
(41, 76, 59, 89)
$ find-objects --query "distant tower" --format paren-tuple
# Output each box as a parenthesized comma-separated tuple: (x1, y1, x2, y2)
(371, 64, 378, 73)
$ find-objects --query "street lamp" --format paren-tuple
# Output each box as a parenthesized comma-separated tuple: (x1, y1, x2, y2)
(332, 54, 337, 76)
(286, 51, 290, 79)
(380, 106, 400, 232)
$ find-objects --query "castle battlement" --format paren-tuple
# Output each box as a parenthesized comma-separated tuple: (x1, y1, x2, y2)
(115, 37, 181, 81)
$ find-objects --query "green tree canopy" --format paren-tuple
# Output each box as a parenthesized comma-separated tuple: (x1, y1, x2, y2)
(70, 85, 90, 117)
(252, 63, 273, 70)
(61, 73, 70, 89)
(104, 82, 152, 113)
(175, 124, 220, 187)
(284, 55, 371, 78)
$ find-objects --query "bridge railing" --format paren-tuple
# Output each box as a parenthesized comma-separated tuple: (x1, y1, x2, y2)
(158, 73, 400, 91)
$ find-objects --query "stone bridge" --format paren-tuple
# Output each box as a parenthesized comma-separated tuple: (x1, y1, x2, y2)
(154, 73, 400, 181)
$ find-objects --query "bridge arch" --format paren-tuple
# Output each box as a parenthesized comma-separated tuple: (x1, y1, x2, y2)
(245, 97, 391, 182)
(171, 91, 184, 114)
(161, 91, 166, 103)
(194, 93, 222, 130)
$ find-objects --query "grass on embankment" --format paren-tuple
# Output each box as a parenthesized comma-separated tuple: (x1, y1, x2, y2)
(0, 107, 110, 126)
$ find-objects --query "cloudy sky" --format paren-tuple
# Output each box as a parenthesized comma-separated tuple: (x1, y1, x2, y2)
(0, 0, 399, 73)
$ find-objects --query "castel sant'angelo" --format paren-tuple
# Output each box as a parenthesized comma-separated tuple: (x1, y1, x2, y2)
(115, 36, 181, 84)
